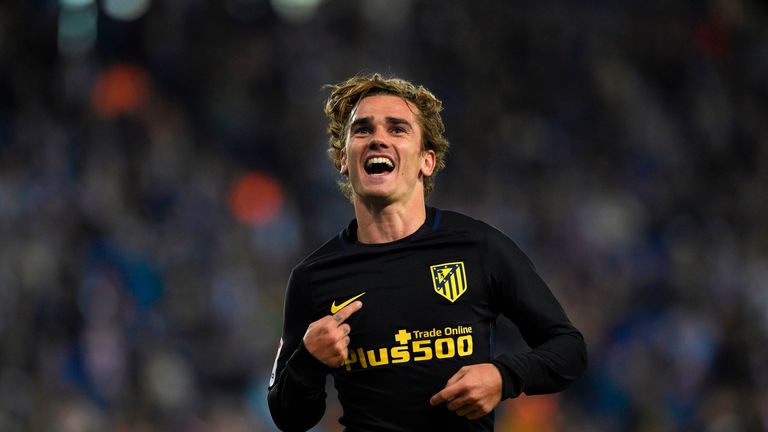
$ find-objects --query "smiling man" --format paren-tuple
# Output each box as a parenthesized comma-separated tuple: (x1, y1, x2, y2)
(267, 74, 587, 431)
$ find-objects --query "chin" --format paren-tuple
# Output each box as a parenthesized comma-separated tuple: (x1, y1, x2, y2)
(353, 187, 395, 205)
(355, 191, 391, 203)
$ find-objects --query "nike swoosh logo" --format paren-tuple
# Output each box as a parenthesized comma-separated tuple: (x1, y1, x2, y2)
(331, 292, 366, 314)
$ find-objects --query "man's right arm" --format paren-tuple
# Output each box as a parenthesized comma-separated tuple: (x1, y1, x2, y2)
(267, 268, 331, 431)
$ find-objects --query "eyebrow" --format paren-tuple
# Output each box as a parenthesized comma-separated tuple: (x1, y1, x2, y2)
(386, 117, 413, 129)
(349, 116, 413, 130)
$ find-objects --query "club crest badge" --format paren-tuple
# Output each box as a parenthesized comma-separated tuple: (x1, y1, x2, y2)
(430, 261, 467, 302)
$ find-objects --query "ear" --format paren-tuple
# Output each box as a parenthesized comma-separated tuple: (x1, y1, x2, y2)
(339, 148, 349, 176)
(420, 149, 436, 177)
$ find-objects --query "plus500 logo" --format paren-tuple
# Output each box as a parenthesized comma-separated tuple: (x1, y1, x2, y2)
(343, 327, 474, 371)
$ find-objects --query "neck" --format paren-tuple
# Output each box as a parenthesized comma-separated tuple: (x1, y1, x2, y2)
(352, 195, 427, 244)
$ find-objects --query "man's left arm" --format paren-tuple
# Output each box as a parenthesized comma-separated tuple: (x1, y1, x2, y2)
(431, 228, 587, 418)
(486, 230, 587, 399)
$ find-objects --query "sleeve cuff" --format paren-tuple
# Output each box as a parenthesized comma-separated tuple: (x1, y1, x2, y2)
(492, 355, 525, 399)
(285, 341, 334, 387)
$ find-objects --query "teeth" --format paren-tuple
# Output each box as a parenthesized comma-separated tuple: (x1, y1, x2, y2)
(366, 157, 394, 168)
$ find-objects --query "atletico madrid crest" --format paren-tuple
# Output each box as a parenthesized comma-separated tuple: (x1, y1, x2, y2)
(430, 262, 467, 303)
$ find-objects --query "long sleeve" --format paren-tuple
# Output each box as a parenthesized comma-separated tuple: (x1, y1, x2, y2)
(484, 229, 588, 399)
(268, 267, 332, 431)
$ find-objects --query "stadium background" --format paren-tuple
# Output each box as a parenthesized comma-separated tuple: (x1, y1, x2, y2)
(1, 0, 767, 430)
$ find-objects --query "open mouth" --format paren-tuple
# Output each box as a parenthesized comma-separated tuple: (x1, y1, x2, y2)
(364, 156, 395, 175)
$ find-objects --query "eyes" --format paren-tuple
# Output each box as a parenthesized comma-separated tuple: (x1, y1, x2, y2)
(352, 125, 408, 136)
(351, 126, 371, 135)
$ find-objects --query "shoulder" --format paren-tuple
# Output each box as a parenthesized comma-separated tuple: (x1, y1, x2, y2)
(435, 208, 505, 239)
(292, 228, 348, 275)
(434, 207, 529, 259)
(294, 237, 342, 270)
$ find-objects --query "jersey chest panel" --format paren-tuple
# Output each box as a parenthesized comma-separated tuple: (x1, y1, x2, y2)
(308, 240, 496, 373)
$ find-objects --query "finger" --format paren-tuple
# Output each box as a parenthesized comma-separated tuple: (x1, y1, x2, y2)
(336, 337, 349, 353)
(455, 404, 474, 417)
(446, 395, 469, 411)
(430, 385, 460, 406)
(445, 368, 467, 387)
(430, 370, 467, 406)
(339, 323, 351, 337)
(429, 390, 446, 406)
(333, 300, 363, 324)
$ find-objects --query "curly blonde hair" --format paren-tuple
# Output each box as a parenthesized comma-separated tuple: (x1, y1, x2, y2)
(324, 73, 449, 199)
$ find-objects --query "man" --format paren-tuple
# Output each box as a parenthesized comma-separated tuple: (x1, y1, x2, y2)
(268, 73, 587, 431)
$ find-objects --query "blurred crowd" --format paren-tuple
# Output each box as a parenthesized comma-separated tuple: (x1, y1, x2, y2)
(1, 0, 767, 431)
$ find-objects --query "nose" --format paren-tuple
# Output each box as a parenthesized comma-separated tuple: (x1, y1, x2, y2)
(368, 126, 389, 149)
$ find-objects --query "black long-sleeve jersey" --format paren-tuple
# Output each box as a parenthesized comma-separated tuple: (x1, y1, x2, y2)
(268, 207, 587, 431)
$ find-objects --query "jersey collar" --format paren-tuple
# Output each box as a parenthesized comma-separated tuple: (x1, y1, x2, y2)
(338, 207, 442, 250)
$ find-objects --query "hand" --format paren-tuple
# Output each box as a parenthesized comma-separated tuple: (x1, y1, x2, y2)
(302, 300, 363, 368)
(429, 363, 503, 420)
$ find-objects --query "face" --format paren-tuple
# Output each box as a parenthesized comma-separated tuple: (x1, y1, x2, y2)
(340, 95, 436, 206)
